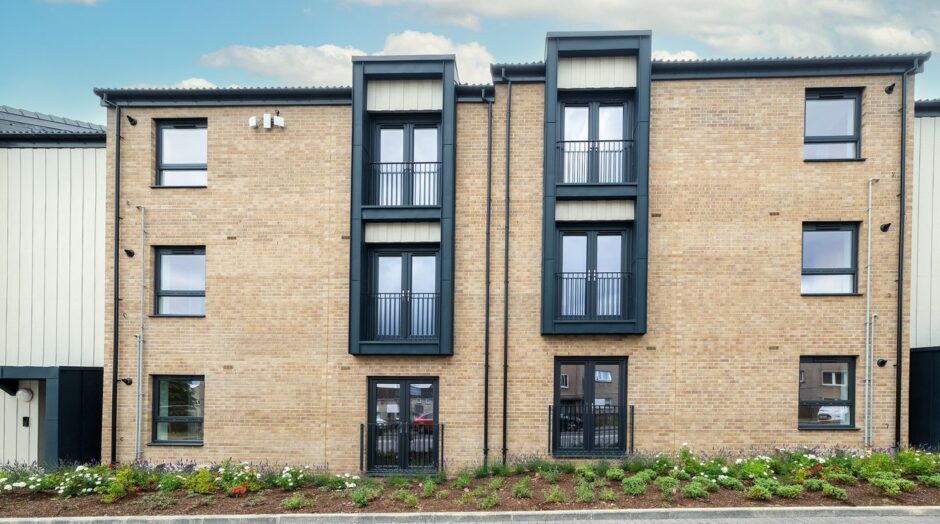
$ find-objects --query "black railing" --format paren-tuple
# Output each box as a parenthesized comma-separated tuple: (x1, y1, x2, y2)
(549, 404, 634, 456)
(366, 162, 441, 207)
(555, 272, 631, 321)
(363, 292, 439, 341)
(362, 422, 443, 473)
(558, 140, 635, 184)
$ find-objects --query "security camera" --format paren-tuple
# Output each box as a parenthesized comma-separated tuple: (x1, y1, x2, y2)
(877, 359, 888, 367)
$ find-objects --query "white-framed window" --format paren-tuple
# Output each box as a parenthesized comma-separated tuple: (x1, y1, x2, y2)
(560, 373, 569, 388)
(822, 371, 846, 386)
(594, 370, 612, 383)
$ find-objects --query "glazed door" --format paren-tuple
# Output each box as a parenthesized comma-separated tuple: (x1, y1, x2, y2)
(368, 378, 439, 472)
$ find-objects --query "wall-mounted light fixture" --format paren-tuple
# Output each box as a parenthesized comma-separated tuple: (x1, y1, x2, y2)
(15, 388, 33, 402)
(126, 115, 138, 126)
(884, 83, 896, 95)
(249, 110, 285, 130)
(124, 248, 135, 258)
(120, 378, 133, 386)
(880, 223, 892, 232)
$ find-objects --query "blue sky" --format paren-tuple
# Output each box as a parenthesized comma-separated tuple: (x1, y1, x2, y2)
(2, 0, 938, 125)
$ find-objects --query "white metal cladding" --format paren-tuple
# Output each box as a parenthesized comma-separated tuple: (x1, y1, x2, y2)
(556, 200, 635, 221)
(364, 222, 441, 243)
(366, 79, 443, 111)
(0, 380, 40, 464)
(913, 116, 940, 349)
(557, 56, 637, 89)
(0, 148, 106, 367)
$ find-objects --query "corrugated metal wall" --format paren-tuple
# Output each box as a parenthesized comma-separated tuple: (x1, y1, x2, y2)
(0, 380, 40, 464)
(557, 56, 637, 89)
(364, 222, 441, 243)
(0, 148, 106, 367)
(366, 79, 443, 111)
(556, 200, 635, 222)
(913, 116, 940, 349)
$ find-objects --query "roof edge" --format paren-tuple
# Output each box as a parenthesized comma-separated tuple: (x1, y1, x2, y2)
(916, 99, 940, 117)
(351, 54, 456, 63)
(94, 86, 353, 107)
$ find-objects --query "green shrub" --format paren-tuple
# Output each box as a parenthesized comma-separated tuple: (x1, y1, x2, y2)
(435, 489, 450, 499)
(137, 492, 177, 511)
(157, 473, 184, 493)
(898, 449, 937, 476)
(216, 462, 262, 493)
(473, 464, 490, 479)
(488, 477, 505, 490)
(826, 472, 859, 485)
(822, 482, 848, 501)
(556, 462, 577, 474)
(453, 471, 472, 490)
(918, 474, 940, 488)
(655, 475, 679, 497)
(575, 465, 596, 481)
(744, 484, 772, 501)
(274, 467, 314, 491)
(776, 485, 804, 499)
(471, 486, 487, 498)
(690, 476, 719, 492)
(394, 489, 418, 508)
(621, 475, 648, 496)
(682, 482, 709, 499)
(595, 460, 611, 478)
(511, 464, 527, 475)
(605, 467, 625, 481)
(856, 452, 899, 480)
(753, 477, 781, 494)
(669, 469, 691, 481)
(490, 464, 511, 477)
(99, 480, 127, 504)
(458, 491, 475, 505)
(542, 468, 560, 484)
(592, 477, 610, 488)
(716, 475, 744, 490)
(510, 477, 532, 499)
(280, 493, 307, 510)
(803, 478, 826, 492)
(869, 472, 916, 496)
(544, 485, 569, 504)
(349, 487, 378, 508)
(387, 475, 409, 488)
(184, 468, 217, 495)
(575, 480, 595, 503)
(478, 492, 500, 509)
(421, 480, 437, 498)
(636, 469, 658, 483)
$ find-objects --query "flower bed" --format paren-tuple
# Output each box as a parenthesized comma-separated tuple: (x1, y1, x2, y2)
(3, 448, 940, 517)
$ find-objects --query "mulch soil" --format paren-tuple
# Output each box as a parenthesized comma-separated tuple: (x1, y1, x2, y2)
(2, 473, 939, 518)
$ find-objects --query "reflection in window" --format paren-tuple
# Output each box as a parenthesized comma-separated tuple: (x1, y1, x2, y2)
(804, 90, 860, 160)
(155, 247, 206, 315)
(153, 376, 205, 443)
(157, 121, 208, 186)
(801, 223, 857, 295)
(798, 357, 854, 428)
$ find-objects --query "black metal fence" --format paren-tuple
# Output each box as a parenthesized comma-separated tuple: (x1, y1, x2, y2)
(549, 404, 634, 456)
(558, 140, 634, 184)
(555, 272, 632, 320)
(363, 292, 439, 341)
(361, 422, 443, 473)
(366, 162, 441, 206)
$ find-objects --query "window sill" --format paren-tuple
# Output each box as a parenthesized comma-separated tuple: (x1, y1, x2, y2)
(801, 293, 862, 297)
(803, 158, 866, 163)
(797, 426, 859, 431)
(150, 185, 208, 189)
(148, 314, 206, 318)
(552, 450, 627, 459)
(147, 441, 204, 447)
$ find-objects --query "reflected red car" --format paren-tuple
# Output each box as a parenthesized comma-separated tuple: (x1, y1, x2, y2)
(413, 413, 435, 433)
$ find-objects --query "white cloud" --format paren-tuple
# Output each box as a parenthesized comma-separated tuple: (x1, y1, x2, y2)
(352, 0, 938, 57)
(652, 50, 699, 61)
(200, 30, 495, 86)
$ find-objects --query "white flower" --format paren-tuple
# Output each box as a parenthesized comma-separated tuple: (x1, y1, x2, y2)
(721, 467, 728, 474)
(3, 485, 11, 491)
(75, 465, 87, 472)
(735, 459, 743, 465)
(11, 482, 26, 488)
(346, 482, 356, 488)
(352, 475, 360, 480)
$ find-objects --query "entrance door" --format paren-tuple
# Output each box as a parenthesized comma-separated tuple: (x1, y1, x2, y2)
(554, 359, 626, 455)
(368, 378, 439, 472)
(910, 348, 940, 447)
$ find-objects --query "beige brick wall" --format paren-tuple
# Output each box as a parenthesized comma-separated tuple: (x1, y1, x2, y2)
(103, 73, 915, 472)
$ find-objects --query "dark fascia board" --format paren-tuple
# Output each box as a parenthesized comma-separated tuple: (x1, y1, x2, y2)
(652, 53, 931, 80)
(94, 87, 352, 107)
(352, 54, 455, 63)
(0, 133, 105, 148)
(916, 99, 940, 117)
(546, 30, 653, 39)
(456, 84, 495, 102)
(491, 63, 547, 83)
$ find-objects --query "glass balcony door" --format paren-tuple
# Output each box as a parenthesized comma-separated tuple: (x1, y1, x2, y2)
(558, 230, 628, 320)
(372, 125, 441, 206)
(368, 378, 439, 472)
(560, 102, 629, 184)
(370, 250, 439, 340)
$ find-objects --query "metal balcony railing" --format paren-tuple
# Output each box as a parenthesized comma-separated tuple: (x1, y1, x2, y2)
(549, 404, 634, 456)
(363, 292, 439, 341)
(558, 140, 635, 184)
(366, 162, 441, 207)
(555, 272, 631, 321)
(361, 421, 443, 473)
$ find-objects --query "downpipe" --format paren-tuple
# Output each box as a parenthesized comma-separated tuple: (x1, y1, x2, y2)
(483, 90, 494, 466)
(864, 178, 879, 447)
(133, 206, 145, 460)
(501, 72, 512, 466)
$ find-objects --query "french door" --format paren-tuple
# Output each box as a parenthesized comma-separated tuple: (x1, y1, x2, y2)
(554, 358, 627, 455)
(373, 124, 441, 206)
(560, 101, 630, 183)
(367, 378, 439, 472)
(369, 249, 439, 340)
(557, 230, 629, 320)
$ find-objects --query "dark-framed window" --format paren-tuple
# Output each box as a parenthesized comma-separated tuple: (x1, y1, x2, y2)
(556, 225, 631, 320)
(799, 356, 855, 429)
(553, 357, 627, 456)
(365, 245, 440, 341)
(369, 118, 442, 207)
(156, 119, 208, 187)
(152, 375, 205, 444)
(801, 223, 858, 295)
(155, 247, 206, 316)
(804, 89, 861, 160)
(558, 96, 634, 184)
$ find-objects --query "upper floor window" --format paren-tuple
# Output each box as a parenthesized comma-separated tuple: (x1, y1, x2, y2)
(155, 247, 206, 316)
(557, 227, 630, 320)
(804, 89, 860, 161)
(368, 123, 440, 206)
(560, 100, 633, 184)
(801, 223, 858, 295)
(157, 120, 207, 186)
(365, 247, 439, 341)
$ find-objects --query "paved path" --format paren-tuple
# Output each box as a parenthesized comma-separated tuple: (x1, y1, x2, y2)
(473, 518, 940, 524)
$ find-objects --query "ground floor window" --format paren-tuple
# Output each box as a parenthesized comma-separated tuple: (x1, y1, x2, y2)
(152, 376, 205, 444)
(798, 356, 855, 429)
(367, 377, 439, 472)
(553, 358, 626, 456)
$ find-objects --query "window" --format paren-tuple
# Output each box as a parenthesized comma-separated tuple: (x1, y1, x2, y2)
(152, 376, 204, 444)
(804, 89, 861, 160)
(367, 378, 439, 472)
(366, 247, 439, 340)
(370, 123, 441, 206)
(157, 120, 207, 186)
(801, 223, 858, 295)
(554, 358, 626, 456)
(799, 357, 854, 429)
(557, 228, 630, 320)
(155, 247, 206, 316)
(559, 100, 632, 183)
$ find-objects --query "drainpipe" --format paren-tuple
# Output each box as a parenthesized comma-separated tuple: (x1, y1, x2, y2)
(483, 90, 493, 467)
(895, 59, 920, 450)
(134, 206, 145, 460)
(101, 97, 122, 465)
(864, 178, 879, 446)
(501, 72, 512, 465)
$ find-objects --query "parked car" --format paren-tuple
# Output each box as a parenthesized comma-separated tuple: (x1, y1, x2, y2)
(413, 413, 435, 434)
(559, 413, 583, 431)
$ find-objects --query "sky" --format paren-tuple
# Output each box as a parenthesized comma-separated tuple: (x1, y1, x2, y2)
(1, 0, 939, 125)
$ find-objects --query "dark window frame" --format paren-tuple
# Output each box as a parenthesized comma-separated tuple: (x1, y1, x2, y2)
(365, 244, 442, 341)
(151, 375, 205, 445)
(804, 89, 862, 161)
(155, 119, 208, 187)
(366, 376, 440, 472)
(154, 246, 206, 317)
(555, 224, 633, 321)
(552, 357, 628, 457)
(368, 115, 443, 208)
(798, 356, 856, 430)
(801, 222, 859, 296)
(557, 92, 635, 185)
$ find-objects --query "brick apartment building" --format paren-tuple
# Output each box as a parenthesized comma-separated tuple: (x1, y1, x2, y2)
(88, 31, 934, 474)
